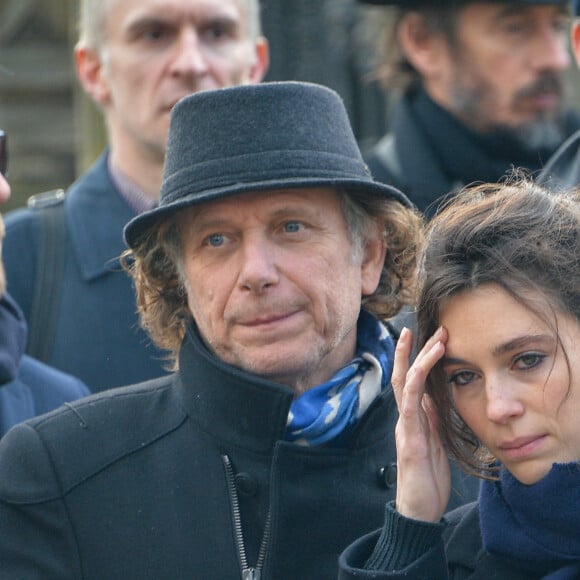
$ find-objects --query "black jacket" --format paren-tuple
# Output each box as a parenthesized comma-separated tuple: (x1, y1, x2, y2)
(0, 321, 477, 579)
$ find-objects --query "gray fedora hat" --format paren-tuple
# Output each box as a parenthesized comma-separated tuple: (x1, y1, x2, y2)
(124, 81, 411, 248)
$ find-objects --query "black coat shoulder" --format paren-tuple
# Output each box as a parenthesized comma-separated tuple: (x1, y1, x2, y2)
(0, 375, 184, 503)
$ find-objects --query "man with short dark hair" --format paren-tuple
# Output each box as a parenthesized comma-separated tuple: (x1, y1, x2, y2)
(360, 0, 576, 216)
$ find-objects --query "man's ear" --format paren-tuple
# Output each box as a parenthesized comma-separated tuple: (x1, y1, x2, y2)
(248, 37, 270, 84)
(572, 21, 580, 68)
(75, 44, 111, 107)
(361, 235, 387, 296)
(398, 12, 450, 80)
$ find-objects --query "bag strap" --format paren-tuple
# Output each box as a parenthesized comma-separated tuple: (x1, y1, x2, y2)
(26, 189, 67, 362)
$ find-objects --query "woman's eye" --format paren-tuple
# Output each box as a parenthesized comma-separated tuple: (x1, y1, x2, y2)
(514, 352, 545, 371)
(448, 370, 477, 388)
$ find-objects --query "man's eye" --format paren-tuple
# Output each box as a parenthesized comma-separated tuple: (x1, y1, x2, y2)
(136, 23, 175, 43)
(207, 234, 226, 247)
(208, 26, 227, 39)
(283, 222, 303, 234)
(202, 21, 236, 42)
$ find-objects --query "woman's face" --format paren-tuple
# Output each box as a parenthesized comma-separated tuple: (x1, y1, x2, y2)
(439, 283, 580, 484)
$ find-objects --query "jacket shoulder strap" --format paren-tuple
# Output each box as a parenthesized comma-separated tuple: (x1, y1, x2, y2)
(26, 189, 67, 362)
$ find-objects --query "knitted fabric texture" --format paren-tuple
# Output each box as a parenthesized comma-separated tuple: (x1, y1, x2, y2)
(480, 462, 580, 577)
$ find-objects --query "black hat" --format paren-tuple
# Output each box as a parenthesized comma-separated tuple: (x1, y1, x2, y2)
(359, 0, 567, 5)
(124, 81, 411, 248)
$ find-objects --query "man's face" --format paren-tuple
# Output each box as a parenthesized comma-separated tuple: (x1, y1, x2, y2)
(78, 0, 268, 162)
(177, 188, 385, 395)
(425, 3, 570, 146)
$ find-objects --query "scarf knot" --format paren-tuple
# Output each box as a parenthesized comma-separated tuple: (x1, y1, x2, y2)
(285, 310, 394, 447)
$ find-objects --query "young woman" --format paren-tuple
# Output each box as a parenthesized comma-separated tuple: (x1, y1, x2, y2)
(340, 179, 580, 579)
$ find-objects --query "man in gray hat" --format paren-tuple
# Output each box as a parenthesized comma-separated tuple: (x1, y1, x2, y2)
(359, 0, 576, 216)
(0, 81, 477, 578)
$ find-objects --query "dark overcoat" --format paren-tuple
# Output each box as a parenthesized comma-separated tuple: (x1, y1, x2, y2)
(0, 323, 477, 579)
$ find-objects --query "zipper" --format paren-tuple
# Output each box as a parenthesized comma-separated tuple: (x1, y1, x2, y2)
(222, 454, 271, 580)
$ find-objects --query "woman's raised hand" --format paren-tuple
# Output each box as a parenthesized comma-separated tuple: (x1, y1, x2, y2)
(391, 327, 451, 523)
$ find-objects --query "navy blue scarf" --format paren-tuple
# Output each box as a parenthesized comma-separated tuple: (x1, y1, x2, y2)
(480, 463, 580, 578)
(285, 310, 394, 447)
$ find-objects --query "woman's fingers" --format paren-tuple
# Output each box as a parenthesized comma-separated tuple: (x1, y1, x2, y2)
(392, 327, 447, 412)
(392, 327, 451, 522)
(392, 327, 413, 409)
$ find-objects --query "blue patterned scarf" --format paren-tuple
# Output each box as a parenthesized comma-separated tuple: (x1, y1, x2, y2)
(285, 310, 394, 447)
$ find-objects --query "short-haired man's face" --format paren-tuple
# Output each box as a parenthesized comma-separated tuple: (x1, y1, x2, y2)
(177, 187, 385, 395)
(423, 3, 570, 149)
(77, 0, 268, 162)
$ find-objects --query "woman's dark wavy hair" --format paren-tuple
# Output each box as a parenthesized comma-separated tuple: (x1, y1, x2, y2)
(417, 178, 580, 477)
(122, 189, 424, 368)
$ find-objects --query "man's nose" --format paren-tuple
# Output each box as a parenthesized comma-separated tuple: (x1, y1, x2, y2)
(238, 238, 280, 294)
(170, 29, 210, 77)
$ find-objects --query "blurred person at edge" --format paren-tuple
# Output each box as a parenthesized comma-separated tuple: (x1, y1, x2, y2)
(0, 132, 89, 438)
(540, 0, 580, 185)
(358, 0, 576, 217)
(1, 0, 269, 392)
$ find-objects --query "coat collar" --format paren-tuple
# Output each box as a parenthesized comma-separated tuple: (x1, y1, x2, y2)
(66, 151, 137, 282)
(176, 322, 396, 455)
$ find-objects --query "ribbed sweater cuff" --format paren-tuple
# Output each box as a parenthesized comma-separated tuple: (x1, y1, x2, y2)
(365, 500, 446, 572)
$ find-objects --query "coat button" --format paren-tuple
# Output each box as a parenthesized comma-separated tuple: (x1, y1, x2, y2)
(235, 472, 258, 497)
(379, 464, 397, 489)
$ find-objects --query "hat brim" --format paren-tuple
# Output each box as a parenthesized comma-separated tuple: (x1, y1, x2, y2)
(124, 177, 412, 249)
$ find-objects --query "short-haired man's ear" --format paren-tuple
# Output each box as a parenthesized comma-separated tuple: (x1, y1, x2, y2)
(572, 21, 580, 69)
(75, 44, 112, 107)
(248, 37, 270, 84)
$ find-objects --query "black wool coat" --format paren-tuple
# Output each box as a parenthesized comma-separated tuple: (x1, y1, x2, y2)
(0, 322, 477, 579)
